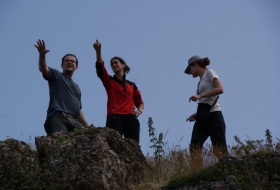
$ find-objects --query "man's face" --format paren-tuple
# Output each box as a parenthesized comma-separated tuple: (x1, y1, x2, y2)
(61, 55, 78, 72)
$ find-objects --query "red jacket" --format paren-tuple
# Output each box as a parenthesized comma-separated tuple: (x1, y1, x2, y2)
(96, 62, 144, 116)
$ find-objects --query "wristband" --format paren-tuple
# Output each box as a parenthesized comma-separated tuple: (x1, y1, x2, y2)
(138, 109, 143, 113)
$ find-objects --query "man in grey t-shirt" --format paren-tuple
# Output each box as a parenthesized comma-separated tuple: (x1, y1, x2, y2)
(35, 39, 89, 136)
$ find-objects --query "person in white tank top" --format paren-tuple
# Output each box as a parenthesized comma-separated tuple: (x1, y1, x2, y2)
(185, 55, 229, 170)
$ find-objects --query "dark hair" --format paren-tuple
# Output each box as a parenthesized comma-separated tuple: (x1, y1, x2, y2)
(110, 56, 130, 74)
(196, 57, 210, 68)
(61, 54, 78, 65)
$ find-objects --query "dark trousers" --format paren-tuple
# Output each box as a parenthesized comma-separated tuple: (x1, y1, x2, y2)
(190, 111, 229, 160)
(106, 114, 140, 143)
(44, 114, 72, 136)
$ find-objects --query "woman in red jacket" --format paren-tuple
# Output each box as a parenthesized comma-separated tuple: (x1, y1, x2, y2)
(93, 40, 144, 143)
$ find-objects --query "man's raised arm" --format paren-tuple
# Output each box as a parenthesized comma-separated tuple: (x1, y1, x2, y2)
(34, 39, 50, 76)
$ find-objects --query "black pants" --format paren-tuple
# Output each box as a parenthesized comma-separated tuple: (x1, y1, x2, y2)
(44, 114, 72, 136)
(190, 111, 228, 158)
(106, 114, 140, 143)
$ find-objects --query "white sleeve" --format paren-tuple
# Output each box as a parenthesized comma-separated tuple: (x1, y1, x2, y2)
(206, 69, 219, 83)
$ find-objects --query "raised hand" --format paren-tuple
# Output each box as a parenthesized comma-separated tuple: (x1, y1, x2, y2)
(34, 39, 50, 55)
(93, 39, 101, 52)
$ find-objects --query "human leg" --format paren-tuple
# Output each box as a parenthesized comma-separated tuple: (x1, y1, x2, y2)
(189, 120, 209, 170)
(44, 114, 70, 136)
(208, 111, 229, 159)
(106, 114, 124, 137)
(122, 114, 140, 143)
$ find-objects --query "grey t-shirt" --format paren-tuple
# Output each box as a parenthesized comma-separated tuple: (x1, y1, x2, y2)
(43, 67, 82, 118)
(197, 69, 221, 112)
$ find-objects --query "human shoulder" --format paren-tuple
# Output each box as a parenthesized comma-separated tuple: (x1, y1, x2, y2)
(72, 80, 80, 88)
(47, 67, 57, 72)
(206, 69, 219, 82)
(43, 67, 60, 80)
(125, 79, 135, 85)
(207, 69, 218, 75)
(125, 79, 138, 89)
(49, 67, 64, 76)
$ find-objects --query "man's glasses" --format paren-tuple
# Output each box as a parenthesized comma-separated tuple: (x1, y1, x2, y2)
(64, 59, 76, 63)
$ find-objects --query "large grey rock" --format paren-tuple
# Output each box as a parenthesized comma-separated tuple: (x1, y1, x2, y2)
(0, 139, 41, 189)
(35, 127, 150, 190)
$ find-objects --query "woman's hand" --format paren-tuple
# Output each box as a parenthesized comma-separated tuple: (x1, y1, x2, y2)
(93, 39, 101, 52)
(186, 113, 196, 122)
(93, 39, 103, 63)
(132, 109, 142, 117)
(189, 94, 201, 102)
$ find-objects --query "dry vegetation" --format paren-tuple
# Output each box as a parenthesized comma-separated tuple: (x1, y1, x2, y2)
(0, 118, 279, 190)
(133, 119, 280, 190)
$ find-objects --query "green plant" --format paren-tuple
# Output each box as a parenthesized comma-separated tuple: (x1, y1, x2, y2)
(233, 135, 250, 156)
(232, 129, 278, 158)
(161, 129, 280, 190)
(148, 117, 165, 162)
(265, 129, 273, 151)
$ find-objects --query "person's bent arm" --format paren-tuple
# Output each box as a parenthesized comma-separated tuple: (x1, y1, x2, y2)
(199, 78, 223, 98)
(136, 103, 144, 115)
(78, 110, 89, 128)
(137, 104, 144, 113)
(34, 39, 50, 76)
(189, 78, 223, 102)
(131, 103, 144, 117)
(132, 85, 144, 116)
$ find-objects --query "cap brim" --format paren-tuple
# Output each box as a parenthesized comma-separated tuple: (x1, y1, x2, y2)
(184, 66, 191, 74)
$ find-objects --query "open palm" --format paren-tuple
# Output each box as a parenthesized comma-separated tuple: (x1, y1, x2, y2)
(34, 39, 50, 54)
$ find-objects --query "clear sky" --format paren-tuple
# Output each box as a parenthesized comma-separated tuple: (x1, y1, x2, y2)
(0, 0, 279, 155)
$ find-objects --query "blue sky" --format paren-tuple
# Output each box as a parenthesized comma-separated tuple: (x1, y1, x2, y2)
(0, 1, 279, 155)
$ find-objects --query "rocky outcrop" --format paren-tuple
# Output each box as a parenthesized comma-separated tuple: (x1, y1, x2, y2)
(35, 127, 150, 190)
(161, 175, 241, 190)
(162, 152, 280, 190)
(0, 139, 42, 189)
(0, 127, 150, 190)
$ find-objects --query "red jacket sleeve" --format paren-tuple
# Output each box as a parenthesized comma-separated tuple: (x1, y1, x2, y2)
(95, 61, 110, 87)
(133, 84, 144, 107)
